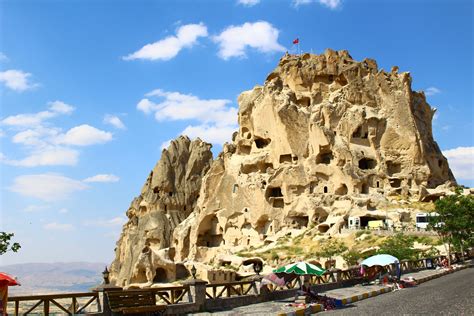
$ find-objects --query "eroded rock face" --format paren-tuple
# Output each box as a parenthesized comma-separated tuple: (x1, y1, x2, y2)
(109, 136, 213, 286)
(174, 49, 455, 265)
(111, 50, 456, 284)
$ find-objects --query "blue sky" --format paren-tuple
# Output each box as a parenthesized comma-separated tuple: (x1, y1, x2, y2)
(0, 0, 472, 265)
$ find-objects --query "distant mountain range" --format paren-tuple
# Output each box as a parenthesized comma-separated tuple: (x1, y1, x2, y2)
(0, 262, 107, 295)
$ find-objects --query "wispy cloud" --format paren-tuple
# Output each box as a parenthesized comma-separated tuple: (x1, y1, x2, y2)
(181, 124, 237, 145)
(137, 89, 237, 145)
(43, 222, 75, 231)
(104, 114, 126, 129)
(83, 174, 120, 183)
(424, 87, 441, 96)
(1, 147, 80, 167)
(443, 147, 474, 180)
(0, 69, 38, 92)
(0, 52, 8, 62)
(1, 101, 74, 127)
(9, 174, 88, 201)
(293, 0, 342, 9)
(214, 21, 285, 60)
(23, 204, 50, 213)
(83, 216, 127, 227)
(1, 101, 113, 167)
(237, 0, 260, 6)
(124, 23, 208, 61)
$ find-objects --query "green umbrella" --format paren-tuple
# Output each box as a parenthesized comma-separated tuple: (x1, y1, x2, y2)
(273, 261, 326, 276)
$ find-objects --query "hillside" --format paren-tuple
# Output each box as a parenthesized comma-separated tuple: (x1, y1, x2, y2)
(0, 262, 106, 295)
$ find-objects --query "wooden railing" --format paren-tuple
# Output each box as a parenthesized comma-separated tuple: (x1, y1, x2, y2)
(7, 251, 471, 314)
(308, 271, 334, 284)
(8, 291, 100, 315)
(148, 285, 190, 305)
(205, 280, 256, 299)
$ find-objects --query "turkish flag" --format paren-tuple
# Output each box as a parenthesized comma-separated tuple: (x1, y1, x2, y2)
(293, 38, 299, 44)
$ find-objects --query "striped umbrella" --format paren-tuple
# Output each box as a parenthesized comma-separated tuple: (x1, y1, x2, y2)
(273, 261, 326, 276)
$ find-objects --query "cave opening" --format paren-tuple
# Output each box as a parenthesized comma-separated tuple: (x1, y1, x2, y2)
(254, 137, 271, 149)
(359, 158, 377, 170)
(279, 154, 292, 164)
(153, 268, 167, 283)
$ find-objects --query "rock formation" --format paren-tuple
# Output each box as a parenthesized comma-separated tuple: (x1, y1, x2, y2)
(110, 50, 456, 285)
(109, 136, 213, 286)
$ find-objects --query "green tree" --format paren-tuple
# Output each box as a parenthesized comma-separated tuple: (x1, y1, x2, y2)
(316, 239, 348, 263)
(0, 232, 21, 255)
(377, 233, 416, 260)
(342, 249, 364, 267)
(429, 190, 474, 266)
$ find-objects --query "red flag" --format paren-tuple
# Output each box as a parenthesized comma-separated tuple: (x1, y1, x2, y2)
(293, 38, 299, 44)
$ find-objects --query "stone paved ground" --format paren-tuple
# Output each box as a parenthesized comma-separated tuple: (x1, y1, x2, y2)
(192, 263, 471, 315)
(318, 266, 474, 315)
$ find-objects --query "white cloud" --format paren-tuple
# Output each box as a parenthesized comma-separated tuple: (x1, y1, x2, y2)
(141, 89, 237, 126)
(425, 87, 441, 96)
(0, 52, 8, 62)
(0, 69, 38, 91)
(12, 127, 60, 147)
(182, 124, 236, 145)
(293, 0, 341, 9)
(83, 216, 127, 227)
(43, 222, 74, 231)
(237, 0, 260, 6)
(9, 174, 88, 201)
(137, 99, 156, 114)
(443, 147, 474, 180)
(2, 111, 56, 127)
(58, 208, 69, 214)
(160, 140, 172, 150)
(214, 21, 285, 60)
(48, 100, 75, 114)
(124, 23, 208, 61)
(3, 147, 79, 167)
(55, 124, 113, 146)
(1, 101, 74, 127)
(23, 204, 50, 213)
(1, 101, 112, 167)
(137, 89, 238, 145)
(104, 114, 125, 129)
(83, 174, 120, 183)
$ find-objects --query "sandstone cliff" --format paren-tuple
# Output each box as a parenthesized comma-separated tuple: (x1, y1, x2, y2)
(111, 50, 455, 286)
(109, 136, 213, 286)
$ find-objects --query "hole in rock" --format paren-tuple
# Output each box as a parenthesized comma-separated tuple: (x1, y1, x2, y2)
(387, 161, 401, 176)
(153, 268, 167, 283)
(279, 154, 292, 164)
(361, 183, 369, 194)
(335, 184, 348, 195)
(296, 96, 311, 107)
(255, 137, 271, 149)
(390, 178, 402, 188)
(239, 145, 251, 155)
(359, 158, 377, 170)
(316, 151, 333, 164)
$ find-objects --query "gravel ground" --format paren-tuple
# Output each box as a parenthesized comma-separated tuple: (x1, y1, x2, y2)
(319, 266, 474, 316)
